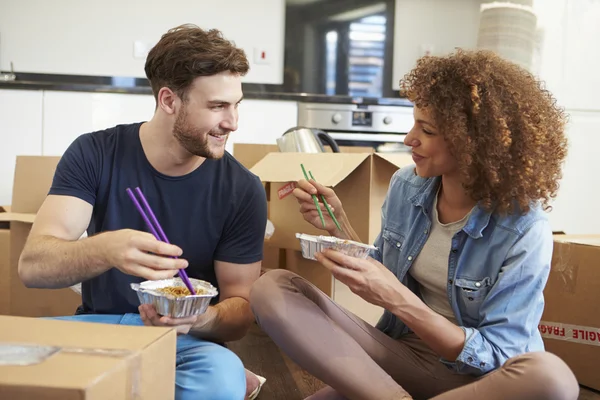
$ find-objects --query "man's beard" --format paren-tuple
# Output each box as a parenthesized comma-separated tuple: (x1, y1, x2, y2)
(173, 107, 229, 159)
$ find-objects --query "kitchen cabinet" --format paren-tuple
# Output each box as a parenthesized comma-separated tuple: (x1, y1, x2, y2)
(0, 89, 43, 205)
(42, 91, 298, 156)
(0, 0, 284, 85)
(0, 88, 297, 206)
(42, 92, 154, 155)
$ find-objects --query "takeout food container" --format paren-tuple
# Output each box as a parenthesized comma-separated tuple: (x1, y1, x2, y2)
(130, 277, 218, 318)
(296, 233, 376, 261)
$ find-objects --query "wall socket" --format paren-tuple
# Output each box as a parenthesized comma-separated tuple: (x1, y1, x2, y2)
(253, 47, 270, 65)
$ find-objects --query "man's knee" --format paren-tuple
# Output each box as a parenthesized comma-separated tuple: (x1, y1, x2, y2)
(176, 345, 246, 400)
(204, 350, 246, 400)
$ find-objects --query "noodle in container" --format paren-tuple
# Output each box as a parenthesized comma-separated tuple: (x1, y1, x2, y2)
(130, 277, 218, 318)
(296, 233, 376, 261)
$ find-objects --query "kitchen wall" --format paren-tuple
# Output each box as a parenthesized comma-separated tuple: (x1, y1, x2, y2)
(389, 0, 600, 235)
(530, 0, 600, 235)
(2, 0, 598, 105)
(392, 0, 482, 89)
(391, 0, 600, 112)
(554, 0, 600, 111)
(0, 0, 285, 84)
(1, 0, 600, 235)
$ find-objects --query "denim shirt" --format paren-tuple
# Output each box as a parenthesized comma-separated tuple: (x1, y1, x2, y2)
(370, 166, 553, 376)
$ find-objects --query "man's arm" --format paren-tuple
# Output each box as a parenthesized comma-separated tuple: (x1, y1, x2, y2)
(20, 195, 186, 289)
(189, 260, 261, 342)
(18, 194, 112, 288)
(187, 174, 266, 342)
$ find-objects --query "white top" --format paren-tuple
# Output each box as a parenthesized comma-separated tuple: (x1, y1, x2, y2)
(409, 190, 472, 325)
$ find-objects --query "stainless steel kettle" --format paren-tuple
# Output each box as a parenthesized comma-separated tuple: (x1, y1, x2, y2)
(276, 127, 340, 153)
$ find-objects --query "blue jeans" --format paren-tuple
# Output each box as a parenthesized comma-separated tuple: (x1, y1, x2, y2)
(50, 313, 246, 400)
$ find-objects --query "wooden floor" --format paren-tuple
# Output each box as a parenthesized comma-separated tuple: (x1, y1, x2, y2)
(229, 323, 600, 400)
(228, 322, 326, 399)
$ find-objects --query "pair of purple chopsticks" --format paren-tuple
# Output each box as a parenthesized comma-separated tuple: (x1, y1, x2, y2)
(126, 187, 196, 295)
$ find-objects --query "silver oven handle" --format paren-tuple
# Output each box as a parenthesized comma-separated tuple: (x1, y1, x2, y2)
(327, 132, 407, 143)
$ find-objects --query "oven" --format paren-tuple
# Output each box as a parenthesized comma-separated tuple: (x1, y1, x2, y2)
(296, 102, 414, 153)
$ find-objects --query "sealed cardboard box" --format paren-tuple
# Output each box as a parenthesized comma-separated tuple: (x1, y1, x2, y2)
(539, 234, 600, 390)
(249, 152, 413, 251)
(0, 156, 81, 317)
(0, 315, 176, 399)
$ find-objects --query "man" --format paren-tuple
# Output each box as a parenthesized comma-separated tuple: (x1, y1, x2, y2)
(18, 24, 267, 400)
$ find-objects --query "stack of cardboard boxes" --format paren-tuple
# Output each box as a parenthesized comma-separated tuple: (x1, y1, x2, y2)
(0, 156, 80, 317)
(0, 156, 177, 398)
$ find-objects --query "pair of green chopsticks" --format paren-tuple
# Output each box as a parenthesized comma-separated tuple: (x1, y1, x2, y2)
(300, 164, 343, 232)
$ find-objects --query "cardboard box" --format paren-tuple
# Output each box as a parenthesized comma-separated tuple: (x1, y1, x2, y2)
(0, 205, 10, 314)
(539, 234, 600, 390)
(0, 156, 81, 317)
(249, 152, 413, 251)
(232, 143, 378, 272)
(244, 149, 409, 325)
(0, 315, 176, 399)
(232, 145, 400, 324)
(233, 144, 285, 271)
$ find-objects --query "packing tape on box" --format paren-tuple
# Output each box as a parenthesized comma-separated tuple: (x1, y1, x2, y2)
(539, 321, 600, 347)
(0, 343, 142, 399)
(552, 241, 579, 294)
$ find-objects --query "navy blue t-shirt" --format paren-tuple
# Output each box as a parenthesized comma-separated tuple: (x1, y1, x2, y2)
(49, 122, 267, 315)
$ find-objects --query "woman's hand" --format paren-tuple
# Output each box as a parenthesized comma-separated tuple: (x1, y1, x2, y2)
(293, 179, 344, 235)
(314, 249, 415, 310)
(316, 249, 467, 362)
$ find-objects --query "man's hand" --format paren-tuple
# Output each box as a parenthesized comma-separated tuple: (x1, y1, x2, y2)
(139, 304, 216, 335)
(100, 229, 188, 280)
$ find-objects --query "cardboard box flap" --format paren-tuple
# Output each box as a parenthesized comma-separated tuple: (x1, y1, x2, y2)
(12, 156, 61, 214)
(0, 212, 36, 223)
(374, 153, 414, 169)
(250, 153, 371, 186)
(554, 234, 600, 247)
(233, 143, 279, 169)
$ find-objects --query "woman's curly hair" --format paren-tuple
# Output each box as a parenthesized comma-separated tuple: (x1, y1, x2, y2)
(400, 49, 568, 215)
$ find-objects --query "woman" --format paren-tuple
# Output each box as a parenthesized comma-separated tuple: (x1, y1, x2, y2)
(250, 49, 579, 400)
